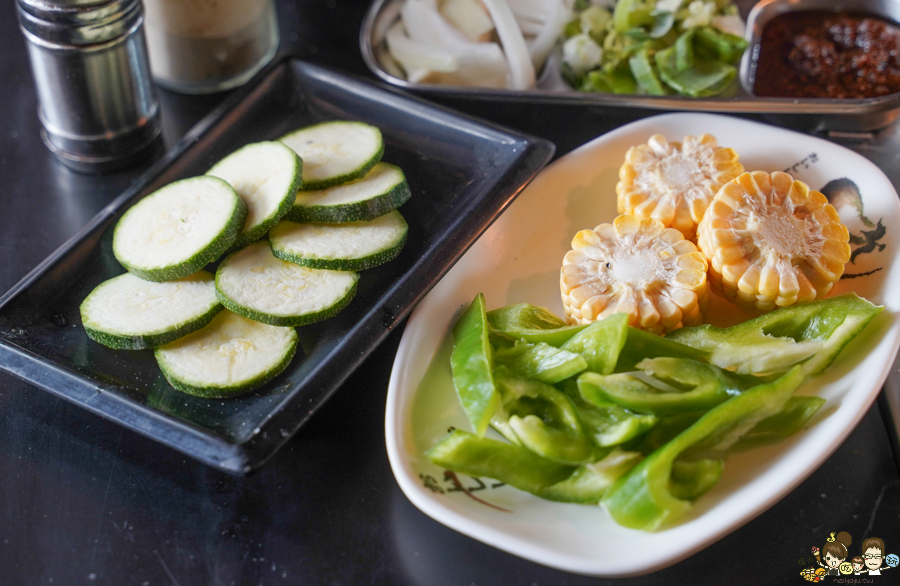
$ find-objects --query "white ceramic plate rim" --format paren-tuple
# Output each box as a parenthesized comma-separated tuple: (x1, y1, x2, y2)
(385, 113, 900, 577)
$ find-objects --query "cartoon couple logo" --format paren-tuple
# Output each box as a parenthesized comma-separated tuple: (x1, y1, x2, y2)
(801, 531, 899, 581)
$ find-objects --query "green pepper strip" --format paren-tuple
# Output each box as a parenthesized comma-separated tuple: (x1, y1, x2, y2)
(450, 293, 500, 436)
(666, 293, 883, 376)
(563, 383, 659, 448)
(579, 357, 743, 415)
(601, 366, 804, 530)
(427, 430, 641, 504)
(427, 430, 575, 496)
(561, 313, 629, 375)
(615, 326, 707, 373)
(637, 395, 825, 455)
(494, 368, 594, 464)
(494, 340, 588, 384)
(487, 303, 587, 347)
(730, 396, 826, 452)
(487, 303, 567, 330)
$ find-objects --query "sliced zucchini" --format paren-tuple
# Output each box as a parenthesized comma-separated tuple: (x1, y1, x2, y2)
(206, 141, 302, 249)
(287, 162, 410, 223)
(80, 271, 222, 350)
(113, 176, 246, 282)
(155, 310, 298, 398)
(269, 210, 408, 271)
(215, 241, 358, 326)
(279, 121, 384, 190)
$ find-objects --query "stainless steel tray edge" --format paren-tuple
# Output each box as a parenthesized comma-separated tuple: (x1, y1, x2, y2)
(361, 0, 900, 131)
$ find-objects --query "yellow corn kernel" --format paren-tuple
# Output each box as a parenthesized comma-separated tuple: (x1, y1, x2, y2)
(616, 134, 744, 241)
(697, 171, 851, 313)
(560, 215, 709, 335)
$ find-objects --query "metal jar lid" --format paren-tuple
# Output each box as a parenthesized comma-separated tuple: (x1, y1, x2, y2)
(18, 0, 143, 48)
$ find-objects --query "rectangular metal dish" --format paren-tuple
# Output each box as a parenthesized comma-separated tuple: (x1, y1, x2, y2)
(361, 0, 900, 132)
(0, 56, 554, 475)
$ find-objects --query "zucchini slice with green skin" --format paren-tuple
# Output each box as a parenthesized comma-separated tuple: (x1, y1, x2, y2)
(269, 210, 408, 271)
(279, 121, 384, 190)
(215, 241, 358, 327)
(113, 176, 247, 282)
(206, 141, 302, 249)
(287, 162, 410, 223)
(80, 271, 222, 350)
(155, 310, 298, 399)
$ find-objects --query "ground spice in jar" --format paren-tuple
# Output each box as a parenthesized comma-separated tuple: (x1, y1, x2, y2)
(753, 11, 900, 99)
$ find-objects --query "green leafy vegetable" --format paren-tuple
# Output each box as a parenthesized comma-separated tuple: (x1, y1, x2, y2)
(563, 0, 748, 97)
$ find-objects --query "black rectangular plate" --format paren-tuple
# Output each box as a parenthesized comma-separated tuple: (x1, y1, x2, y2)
(0, 57, 554, 475)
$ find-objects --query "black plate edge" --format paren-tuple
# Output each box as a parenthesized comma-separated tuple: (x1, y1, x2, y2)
(0, 341, 248, 470)
(0, 55, 556, 475)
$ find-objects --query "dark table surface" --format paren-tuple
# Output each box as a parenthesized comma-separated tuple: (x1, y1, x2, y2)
(2, 1, 899, 585)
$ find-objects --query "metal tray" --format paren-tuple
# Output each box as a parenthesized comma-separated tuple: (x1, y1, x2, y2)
(361, 0, 900, 132)
(0, 56, 554, 475)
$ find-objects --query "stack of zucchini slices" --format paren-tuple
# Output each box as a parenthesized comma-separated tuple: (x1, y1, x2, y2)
(80, 121, 410, 398)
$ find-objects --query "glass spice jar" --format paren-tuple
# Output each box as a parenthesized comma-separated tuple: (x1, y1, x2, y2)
(142, 0, 279, 94)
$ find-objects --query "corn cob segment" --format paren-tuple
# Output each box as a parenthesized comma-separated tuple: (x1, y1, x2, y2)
(560, 215, 709, 334)
(697, 171, 851, 313)
(617, 134, 744, 241)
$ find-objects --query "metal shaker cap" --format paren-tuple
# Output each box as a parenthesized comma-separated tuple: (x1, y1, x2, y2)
(18, 0, 162, 172)
(19, 0, 143, 47)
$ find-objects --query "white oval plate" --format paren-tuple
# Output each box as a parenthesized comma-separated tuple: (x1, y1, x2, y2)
(385, 113, 900, 577)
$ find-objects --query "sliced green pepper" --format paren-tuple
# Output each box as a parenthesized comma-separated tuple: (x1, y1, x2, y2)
(494, 368, 595, 464)
(427, 430, 641, 504)
(637, 395, 825, 454)
(560, 313, 629, 375)
(427, 429, 575, 495)
(539, 448, 643, 503)
(666, 293, 883, 376)
(730, 396, 826, 452)
(579, 357, 743, 415)
(494, 340, 588, 384)
(486, 303, 587, 346)
(601, 366, 804, 530)
(487, 302, 567, 330)
(450, 293, 500, 436)
(616, 326, 708, 373)
(570, 392, 658, 447)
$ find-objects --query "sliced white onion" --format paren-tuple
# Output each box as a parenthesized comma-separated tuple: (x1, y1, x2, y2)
(399, 0, 509, 87)
(385, 21, 459, 82)
(480, 0, 536, 90)
(440, 0, 495, 42)
(525, 0, 569, 70)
